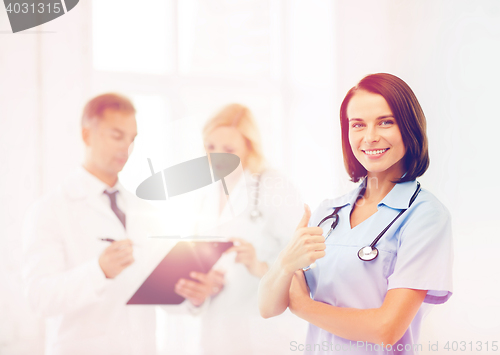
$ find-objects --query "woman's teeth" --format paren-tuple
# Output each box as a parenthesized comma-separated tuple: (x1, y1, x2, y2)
(364, 148, 388, 155)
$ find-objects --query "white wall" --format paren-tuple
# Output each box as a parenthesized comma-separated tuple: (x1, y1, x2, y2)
(0, 8, 44, 354)
(0, 1, 92, 352)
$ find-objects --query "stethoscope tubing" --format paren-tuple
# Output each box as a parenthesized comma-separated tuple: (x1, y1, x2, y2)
(303, 181, 421, 270)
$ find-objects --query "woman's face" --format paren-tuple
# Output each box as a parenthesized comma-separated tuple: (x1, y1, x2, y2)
(347, 90, 406, 178)
(204, 126, 249, 167)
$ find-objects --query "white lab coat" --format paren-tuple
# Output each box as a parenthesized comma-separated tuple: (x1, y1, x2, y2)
(22, 167, 180, 355)
(194, 168, 310, 355)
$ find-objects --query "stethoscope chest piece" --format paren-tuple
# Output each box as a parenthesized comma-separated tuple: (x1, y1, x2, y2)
(249, 209, 263, 222)
(357, 246, 378, 261)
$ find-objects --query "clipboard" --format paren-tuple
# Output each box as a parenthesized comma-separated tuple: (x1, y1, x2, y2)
(127, 240, 233, 305)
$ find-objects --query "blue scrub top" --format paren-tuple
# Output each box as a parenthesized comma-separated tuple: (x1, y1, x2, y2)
(303, 178, 453, 355)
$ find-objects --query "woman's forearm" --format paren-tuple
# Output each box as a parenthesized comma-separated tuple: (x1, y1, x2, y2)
(258, 254, 295, 318)
(291, 298, 387, 344)
(290, 288, 428, 346)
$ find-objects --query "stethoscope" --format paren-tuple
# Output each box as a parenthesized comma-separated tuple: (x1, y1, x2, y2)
(303, 180, 421, 271)
(249, 172, 263, 222)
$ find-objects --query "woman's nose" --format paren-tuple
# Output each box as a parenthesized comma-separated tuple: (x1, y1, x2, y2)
(364, 126, 380, 144)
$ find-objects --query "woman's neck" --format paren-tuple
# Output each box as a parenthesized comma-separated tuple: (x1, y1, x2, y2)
(362, 166, 405, 204)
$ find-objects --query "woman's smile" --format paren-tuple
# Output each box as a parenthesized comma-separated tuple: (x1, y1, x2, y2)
(361, 148, 390, 159)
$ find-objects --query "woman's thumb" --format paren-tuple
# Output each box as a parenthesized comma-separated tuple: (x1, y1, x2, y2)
(296, 204, 311, 229)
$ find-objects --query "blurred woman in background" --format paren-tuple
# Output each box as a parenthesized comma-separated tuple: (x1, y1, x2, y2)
(195, 103, 309, 355)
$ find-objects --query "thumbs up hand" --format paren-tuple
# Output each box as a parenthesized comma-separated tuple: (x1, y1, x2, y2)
(277, 204, 326, 273)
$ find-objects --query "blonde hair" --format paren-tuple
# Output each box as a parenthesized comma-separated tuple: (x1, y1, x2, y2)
(202, 103, 266, 174)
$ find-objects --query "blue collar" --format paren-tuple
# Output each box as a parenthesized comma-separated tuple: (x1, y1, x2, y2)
(326, 177, 419, 211)
(377, 179, 419, 210)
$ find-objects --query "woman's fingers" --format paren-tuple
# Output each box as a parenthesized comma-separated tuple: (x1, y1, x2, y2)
(305, 239, 326, 249)
(298, 227, 324, 236)
(189, 271, 209, 284)
(191, 271, 225, 290)
(310, 250, 326, 262)
(300, 233, 325, 244)
(175, 278, 208, 297)
(228, 237, 246, 244)
(175, 284, 203, 301)
(210, 270, 225, 279)
(224, 245, 248, 254)
(224, 238, 253, 254)
(235, 252, 252, 264)
(224, 242, 256, 257)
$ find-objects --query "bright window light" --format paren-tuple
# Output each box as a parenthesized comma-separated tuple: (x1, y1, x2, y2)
(119, 95, 170, 193)
(92, 0, 172, 74)
(178, 0, 272, 78)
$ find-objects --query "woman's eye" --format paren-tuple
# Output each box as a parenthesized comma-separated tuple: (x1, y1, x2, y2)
(380, 120, 394, 126)
(351, 123, 364, 129)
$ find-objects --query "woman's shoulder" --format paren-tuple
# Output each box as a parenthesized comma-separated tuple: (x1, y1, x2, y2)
(399, 187, 452, 235)
(411, 187, 451, 219)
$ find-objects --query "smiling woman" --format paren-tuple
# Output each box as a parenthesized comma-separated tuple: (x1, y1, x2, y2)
(340, 74, 429, 184)
(258, 73, 453, 355)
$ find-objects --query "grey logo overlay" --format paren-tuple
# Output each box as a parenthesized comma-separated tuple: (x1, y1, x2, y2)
(4, 0, 79, 33)
(136, 153, 241, 200)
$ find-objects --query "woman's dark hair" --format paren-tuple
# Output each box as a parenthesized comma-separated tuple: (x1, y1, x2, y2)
(340, 73, 429, 183)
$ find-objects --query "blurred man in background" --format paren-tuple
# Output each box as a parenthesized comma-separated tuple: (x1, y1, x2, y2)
(22, 93, 215, 355)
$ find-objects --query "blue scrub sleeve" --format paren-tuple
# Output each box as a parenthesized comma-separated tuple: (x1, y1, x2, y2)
(387, 201, 453, 304)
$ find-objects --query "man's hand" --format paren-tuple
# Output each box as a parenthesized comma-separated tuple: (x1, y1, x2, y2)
(225, 237, 269, 278)
(98, 239, 134, 279)
(175, 270, 225, 307)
